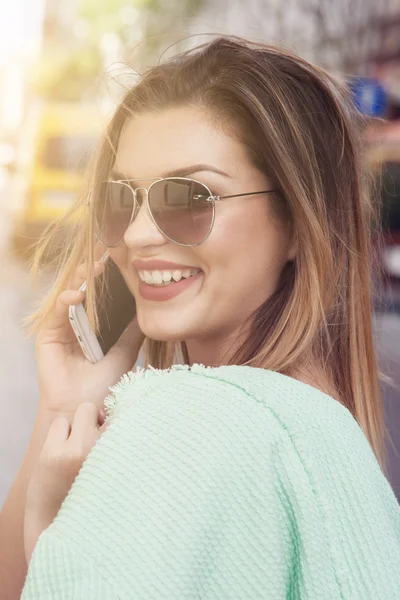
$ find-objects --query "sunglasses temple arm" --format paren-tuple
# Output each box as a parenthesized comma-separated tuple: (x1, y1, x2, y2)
(218, 189, 278, 200)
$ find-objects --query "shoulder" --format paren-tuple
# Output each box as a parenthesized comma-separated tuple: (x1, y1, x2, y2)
(40, 364, 400, 598)
(104, 364, 373, 474)
(104, 364, 393, 492)
(105, 364, 356, 430)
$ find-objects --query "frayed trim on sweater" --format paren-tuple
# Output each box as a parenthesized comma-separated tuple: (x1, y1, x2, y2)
(103, 363, 210, 423)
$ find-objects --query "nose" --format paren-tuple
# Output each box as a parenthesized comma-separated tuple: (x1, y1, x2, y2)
(123, 188, 167, 249)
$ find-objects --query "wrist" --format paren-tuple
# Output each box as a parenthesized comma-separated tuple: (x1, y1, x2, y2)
(37, 400, 74, 422)
(24, 508, 53, 564)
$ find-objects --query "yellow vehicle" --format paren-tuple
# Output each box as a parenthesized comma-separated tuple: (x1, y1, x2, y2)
(10, 102, 104, 258)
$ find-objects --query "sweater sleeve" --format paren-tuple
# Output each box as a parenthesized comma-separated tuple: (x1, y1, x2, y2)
(21, 370, 297, 599)
(21, 534, 120, 600)
(271, 407, 400, 599)
(20, 366, 400, 599)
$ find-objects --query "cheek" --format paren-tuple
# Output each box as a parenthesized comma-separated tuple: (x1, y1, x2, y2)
(204, 201, 287, 294)
(209, 201, 279, 261)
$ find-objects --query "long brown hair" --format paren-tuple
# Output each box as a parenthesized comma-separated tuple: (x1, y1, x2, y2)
(27, 36, 387, 474)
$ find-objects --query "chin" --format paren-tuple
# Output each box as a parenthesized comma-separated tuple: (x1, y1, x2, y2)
(137, 311, 192, 342)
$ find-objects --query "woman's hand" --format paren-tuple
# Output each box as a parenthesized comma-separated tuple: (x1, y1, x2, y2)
(36, 258, 144, 418)
(24, 402, 107, 564)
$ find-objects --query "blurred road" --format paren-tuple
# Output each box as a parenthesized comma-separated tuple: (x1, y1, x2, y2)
(0, 174, 399, 507)
(0, 247, 41, 508)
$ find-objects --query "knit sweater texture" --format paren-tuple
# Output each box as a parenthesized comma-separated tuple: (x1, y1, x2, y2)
(21, 364, 400, 599)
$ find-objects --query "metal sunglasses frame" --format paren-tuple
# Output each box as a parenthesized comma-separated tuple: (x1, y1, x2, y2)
(89, 176, 278, 247)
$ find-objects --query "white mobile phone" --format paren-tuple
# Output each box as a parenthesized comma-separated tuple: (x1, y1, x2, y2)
(68, 252, 137, 363)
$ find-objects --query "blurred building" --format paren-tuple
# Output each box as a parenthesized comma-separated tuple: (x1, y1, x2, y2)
(373, 12, 400, 117)
(188, 0, 400, 77)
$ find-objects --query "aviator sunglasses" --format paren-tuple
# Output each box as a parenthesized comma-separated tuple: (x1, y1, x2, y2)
(90, 176, 278, 247)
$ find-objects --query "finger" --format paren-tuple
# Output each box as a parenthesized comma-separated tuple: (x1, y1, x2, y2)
(69, 260, 105, 291)
(98, 406, 106, 426)
(38, 289, 85, 342)
(107, 316, 145, 367)
(68, 402, 99, 444)
(44, 260, 105, 333)
(68, 262, 88, 291)
(38, 261, 107, 346)
(43, 416, 71, 449)
(94, 242, 108, 263)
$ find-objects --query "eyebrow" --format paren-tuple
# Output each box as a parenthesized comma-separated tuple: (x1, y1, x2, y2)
(111, 164, 232, 180)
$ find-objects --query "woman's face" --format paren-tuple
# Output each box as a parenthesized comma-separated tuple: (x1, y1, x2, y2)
(109, 105, 295, 349)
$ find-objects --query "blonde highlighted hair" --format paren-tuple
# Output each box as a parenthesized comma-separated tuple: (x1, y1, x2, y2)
(27, 36, 388, 474)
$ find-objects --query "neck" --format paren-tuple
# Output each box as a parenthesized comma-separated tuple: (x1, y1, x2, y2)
(183, 324, 250, 367)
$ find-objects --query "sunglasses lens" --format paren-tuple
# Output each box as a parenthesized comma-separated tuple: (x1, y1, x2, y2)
(95, 181, 134, 246)
(148, 178, 213, 245)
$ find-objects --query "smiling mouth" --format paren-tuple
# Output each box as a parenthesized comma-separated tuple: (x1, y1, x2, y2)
(137, 269, 203, 302)
(137, 268, 202, 287)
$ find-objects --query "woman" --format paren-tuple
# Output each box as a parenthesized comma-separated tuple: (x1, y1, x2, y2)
(2, 35, 400, 598)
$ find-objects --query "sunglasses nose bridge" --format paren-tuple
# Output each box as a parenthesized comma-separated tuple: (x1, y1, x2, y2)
(134, 187, 149, 196)
(129, 187, 149, 220)
(135, 187, 149, 205)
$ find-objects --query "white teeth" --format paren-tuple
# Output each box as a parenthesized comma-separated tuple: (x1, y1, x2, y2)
(172, 270, 182, 282)
(143, 271, 152, 284)
(162, 271, 172, 282)
(138, 267, 201, 285)
(152, 270, 163, 284)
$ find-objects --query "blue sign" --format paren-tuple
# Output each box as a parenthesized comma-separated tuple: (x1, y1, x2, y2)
(350, 77, 388, 117)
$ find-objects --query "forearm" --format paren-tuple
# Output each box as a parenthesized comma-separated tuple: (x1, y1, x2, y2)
(0, 406, 68, 599)
(24, 507, 54, 567)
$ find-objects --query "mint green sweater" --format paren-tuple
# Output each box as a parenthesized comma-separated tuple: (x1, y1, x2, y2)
(22, 365, 400, 599)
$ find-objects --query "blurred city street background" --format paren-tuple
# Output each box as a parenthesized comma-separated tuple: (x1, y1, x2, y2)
(1, 0, 400, 508)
